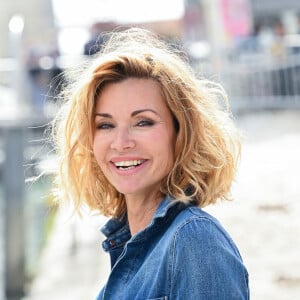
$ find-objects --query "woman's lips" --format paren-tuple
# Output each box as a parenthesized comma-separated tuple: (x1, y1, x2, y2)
(113, 159, 145, 168)
(110, 158, 148, 175)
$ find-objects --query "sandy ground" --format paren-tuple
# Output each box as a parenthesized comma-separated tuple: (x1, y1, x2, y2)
(26, 110, 300, 300)
(206, 110, 300, 300)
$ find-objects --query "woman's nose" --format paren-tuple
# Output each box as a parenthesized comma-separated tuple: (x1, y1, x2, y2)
(110, 128, 135, 151)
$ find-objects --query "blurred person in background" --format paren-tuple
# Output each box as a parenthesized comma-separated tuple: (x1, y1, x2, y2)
(84, 23, 106, 56)
(52, 28, 249, 299)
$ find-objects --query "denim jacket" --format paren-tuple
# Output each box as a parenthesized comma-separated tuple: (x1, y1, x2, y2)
(96, 196, 249, 300)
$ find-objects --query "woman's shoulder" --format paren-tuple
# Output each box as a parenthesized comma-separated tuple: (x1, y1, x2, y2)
(169, 205, 242, 257)
(166, 205, 249, 299)
(172, 204, 224, 231)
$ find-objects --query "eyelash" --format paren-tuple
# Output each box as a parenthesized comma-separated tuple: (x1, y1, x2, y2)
(96, 119, 154, 130)
(136, 119, 154, 127)
(96, 123, 114, 130)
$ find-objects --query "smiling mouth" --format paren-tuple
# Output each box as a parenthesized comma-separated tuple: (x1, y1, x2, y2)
(113, 159, 146, 170)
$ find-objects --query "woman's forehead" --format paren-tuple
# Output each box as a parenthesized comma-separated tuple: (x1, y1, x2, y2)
(94, 78, 168, 114)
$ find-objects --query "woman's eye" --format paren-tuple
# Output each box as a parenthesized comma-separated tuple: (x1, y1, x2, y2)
(96, 123, 114, 130)
(136, 119, 154, 127)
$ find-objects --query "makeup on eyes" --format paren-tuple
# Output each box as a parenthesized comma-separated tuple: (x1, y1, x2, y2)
(94, 109, 160, 130)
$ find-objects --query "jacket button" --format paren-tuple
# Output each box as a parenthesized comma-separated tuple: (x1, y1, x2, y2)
(109, 240, 116, 246)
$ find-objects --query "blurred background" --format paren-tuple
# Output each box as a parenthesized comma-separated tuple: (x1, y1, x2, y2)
(0, 0, 300, 299)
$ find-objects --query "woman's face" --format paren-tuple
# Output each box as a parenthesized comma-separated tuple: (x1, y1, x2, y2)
(93, 78, 176, 199)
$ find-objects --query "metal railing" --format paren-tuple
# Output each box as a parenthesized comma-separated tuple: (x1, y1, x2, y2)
(195, 52, 300, 112)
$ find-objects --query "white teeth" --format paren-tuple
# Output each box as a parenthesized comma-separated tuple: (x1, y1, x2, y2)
(114, 160, 144, 168)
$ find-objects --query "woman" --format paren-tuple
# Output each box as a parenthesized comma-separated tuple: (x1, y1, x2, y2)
(53, 28, 249, 299)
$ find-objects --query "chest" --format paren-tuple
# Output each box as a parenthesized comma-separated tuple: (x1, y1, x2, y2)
(101, 234, 173, 300)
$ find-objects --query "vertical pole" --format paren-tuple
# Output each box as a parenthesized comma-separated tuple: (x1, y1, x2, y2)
(3, 125, 26, 299)
(0, 174, 5, 300)
(202, 0, 225, 70)
(8, 15, 31, 115)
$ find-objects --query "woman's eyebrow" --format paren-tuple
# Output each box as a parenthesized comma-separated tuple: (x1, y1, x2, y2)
(94, 109, 158, 118)
(94, 113, 112, 118)
(131, 109, 158, 116)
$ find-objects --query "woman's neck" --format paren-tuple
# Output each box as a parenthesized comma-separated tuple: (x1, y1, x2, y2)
(125, 192, 163, 236)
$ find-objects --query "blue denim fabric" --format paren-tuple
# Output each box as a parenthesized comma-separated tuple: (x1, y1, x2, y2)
(96, 196, 249, 300)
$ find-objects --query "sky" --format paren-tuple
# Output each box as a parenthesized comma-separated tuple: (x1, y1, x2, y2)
(52, 0, 184, 54)
(52, 0, 184, 26)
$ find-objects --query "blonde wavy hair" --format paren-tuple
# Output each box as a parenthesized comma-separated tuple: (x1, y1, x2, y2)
(52, 28, 240, 217)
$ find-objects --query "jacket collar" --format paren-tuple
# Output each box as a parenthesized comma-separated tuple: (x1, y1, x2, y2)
(101, 195, 176, 238)
(101, 195, 190, 251)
